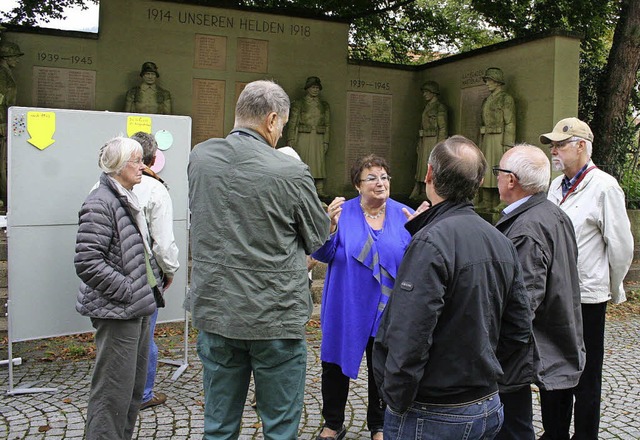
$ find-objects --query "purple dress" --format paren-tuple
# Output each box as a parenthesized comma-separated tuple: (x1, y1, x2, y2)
(312, 196, 413, 378)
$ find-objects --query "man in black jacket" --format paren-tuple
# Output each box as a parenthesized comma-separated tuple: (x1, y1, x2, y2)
(373, 135, 532, 440)
(494, 144, 585, 440)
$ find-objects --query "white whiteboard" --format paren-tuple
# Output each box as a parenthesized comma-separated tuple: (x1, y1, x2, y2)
(7, 107, 191, 341)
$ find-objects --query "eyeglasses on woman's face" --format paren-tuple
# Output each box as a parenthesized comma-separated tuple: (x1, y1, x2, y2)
(359, 175, 391, 184)
(127, 158, 144, 166)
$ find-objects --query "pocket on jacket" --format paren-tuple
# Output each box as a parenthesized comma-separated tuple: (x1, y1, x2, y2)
(78, 284, 129, 316)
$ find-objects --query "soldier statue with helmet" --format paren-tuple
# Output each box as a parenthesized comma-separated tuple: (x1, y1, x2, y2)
(477, 67, 516, 212)
(410, 80, 448, 200)
(0, 39, 24, 207)
(125, 61, 172, 114)
(287, 76, 331, 197)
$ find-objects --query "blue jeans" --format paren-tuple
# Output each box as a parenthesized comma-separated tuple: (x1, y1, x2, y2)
(384, 393, 503, 440)
(142, 309, 159, 403)
(197, 331, 307, 440)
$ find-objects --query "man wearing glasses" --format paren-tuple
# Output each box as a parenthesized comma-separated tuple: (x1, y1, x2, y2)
(493, 144, 585, 440)
(542, 117, 633, 439)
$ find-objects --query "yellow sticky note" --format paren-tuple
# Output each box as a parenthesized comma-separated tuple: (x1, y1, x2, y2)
(127, 116, 152, 137)
(27, 111, 56, 150)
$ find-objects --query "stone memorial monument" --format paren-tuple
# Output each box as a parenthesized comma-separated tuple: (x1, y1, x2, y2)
(410, 80, 448, 200)
(125, 61, 172, 114)
(287, 76, 331, 197)
(0, 40, 24, 208)
(478, 67, 516, 211)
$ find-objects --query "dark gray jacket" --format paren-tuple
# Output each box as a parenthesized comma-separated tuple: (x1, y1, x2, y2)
(496, 192, 585, 391)
(75, 173, 158, 320)
(373, 201, 532, 412)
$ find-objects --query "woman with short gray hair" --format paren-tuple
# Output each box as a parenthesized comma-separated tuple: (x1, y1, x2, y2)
(75, 136, 163, 440)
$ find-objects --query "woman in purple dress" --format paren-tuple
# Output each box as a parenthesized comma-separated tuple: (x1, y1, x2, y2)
(313, 154, 415, 440)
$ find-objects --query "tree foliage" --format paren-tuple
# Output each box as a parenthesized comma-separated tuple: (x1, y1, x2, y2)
(590, 0, 640, 180)
(349, 0, 504, 63)
(2, 0, 97, 26)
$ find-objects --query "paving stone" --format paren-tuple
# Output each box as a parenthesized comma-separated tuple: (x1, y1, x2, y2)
(1, 316, 638, 438)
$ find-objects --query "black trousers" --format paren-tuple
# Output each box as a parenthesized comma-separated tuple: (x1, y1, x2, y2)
(321, 337, 384, 432)
(539, 302, 607, 440)
(539, 388, 573, 440)
(497, 385, 535, 440)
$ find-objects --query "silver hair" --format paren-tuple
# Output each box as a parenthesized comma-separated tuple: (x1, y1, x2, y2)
(582, 137, 593, 157)
(98, 137, 143, 175)
(564, 136, 592, 157)
(234, 80, 290, 129)
(130, 132, 157, 166)
(503, 143, 550, 193)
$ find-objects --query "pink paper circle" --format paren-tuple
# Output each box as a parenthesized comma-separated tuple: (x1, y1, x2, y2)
(151, 149, 165, 173)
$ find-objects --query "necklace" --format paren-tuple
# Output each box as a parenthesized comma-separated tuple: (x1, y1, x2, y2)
(360, 201, 386, 220)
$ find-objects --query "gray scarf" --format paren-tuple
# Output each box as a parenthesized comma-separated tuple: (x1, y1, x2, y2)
(107, 175, 152, 254)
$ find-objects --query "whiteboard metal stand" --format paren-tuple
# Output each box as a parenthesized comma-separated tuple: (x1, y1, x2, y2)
(5, 298, 57, 395)
(158, 286, 190, 381)
(1, 298, 22, 367)
(158, 212, 190, 381)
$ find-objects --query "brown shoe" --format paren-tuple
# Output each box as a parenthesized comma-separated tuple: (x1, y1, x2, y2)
(140, 392, 167, 410)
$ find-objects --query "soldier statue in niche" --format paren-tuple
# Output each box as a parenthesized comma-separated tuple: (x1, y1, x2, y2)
(477, 67, 516, 212)
(0, 39, 24, 208)
(125, 61, 172, 114)
(410, 80, 448, 201)
(287, 76, 331, 197)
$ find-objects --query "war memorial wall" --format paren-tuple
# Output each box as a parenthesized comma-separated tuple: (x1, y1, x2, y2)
(4, 0, 581, 197)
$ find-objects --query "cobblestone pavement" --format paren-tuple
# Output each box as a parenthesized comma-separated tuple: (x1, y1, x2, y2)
(1, 315, 639, 439)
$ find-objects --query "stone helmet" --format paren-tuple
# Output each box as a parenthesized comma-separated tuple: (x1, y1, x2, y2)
(304, 76, 322, 90)
(482, 67, 505, 84)
(420, 81, 440, 94)
(0, 41, 24, 59)
(139, 61, 160, 78)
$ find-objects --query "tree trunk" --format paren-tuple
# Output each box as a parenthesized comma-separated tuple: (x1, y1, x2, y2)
(591, 0, 640, 179)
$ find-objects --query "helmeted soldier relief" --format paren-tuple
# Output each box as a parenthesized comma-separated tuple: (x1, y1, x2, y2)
(411, 80, 448, 200)
(125, 61, 172, 115)
(287, 76, 331, 197)
(0, 40, 24, 207)
(477, 67, 516, 211)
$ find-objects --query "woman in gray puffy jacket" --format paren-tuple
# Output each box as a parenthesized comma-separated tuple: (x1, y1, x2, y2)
(74, 136, 162, 440)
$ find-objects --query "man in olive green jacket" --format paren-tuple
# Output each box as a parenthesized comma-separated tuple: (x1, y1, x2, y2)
(187, 80, 330, 440)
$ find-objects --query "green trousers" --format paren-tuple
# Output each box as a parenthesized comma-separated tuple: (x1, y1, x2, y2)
(197, 331, 307, 440)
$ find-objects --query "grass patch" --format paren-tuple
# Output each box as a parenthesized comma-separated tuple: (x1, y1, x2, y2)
(1, 321, 195, 363)
(3, 318, 324, 363)
(607, 288, 640, 320)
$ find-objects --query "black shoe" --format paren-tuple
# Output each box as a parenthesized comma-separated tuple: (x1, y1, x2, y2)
(317, 425, 346, 440)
